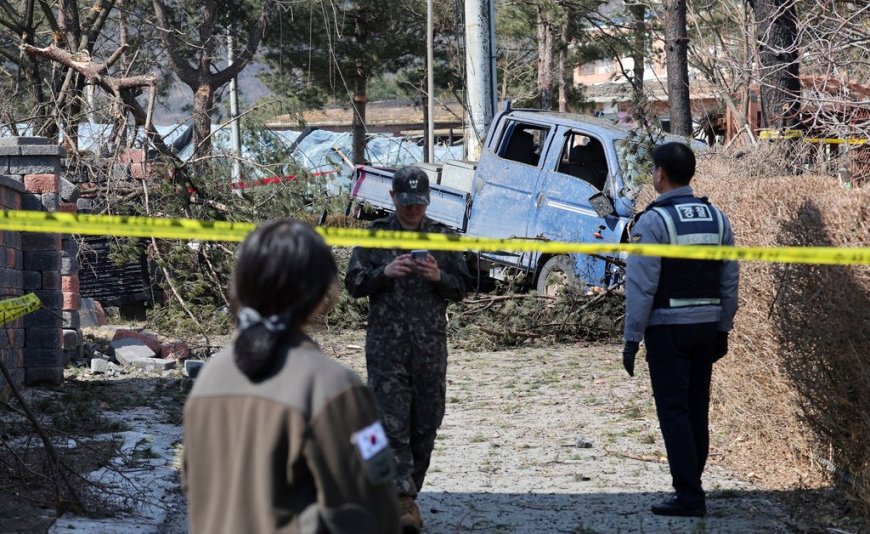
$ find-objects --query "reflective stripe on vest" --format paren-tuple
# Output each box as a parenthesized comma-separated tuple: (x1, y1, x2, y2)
(669, 297, 722, 308)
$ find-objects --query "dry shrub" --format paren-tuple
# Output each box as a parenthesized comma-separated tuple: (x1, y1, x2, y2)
(716, 140, 849, 181)
(692, 150, 869, 520)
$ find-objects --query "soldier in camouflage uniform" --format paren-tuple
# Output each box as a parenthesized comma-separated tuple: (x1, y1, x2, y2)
(345, 166, 470, 533)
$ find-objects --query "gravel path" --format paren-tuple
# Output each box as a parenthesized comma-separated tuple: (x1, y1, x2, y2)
(53, 330, 798, 533)
(357, 339, 798, 533)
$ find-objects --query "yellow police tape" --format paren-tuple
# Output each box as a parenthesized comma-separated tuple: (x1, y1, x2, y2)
(0, 293, 42, 324)
(757, 129, 868, 145)
(0, 209, 868, 266)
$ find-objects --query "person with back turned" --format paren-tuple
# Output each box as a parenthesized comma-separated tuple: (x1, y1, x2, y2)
(345, 166, 471, 533)
(183, 220, 399, 533)
(622, 143, 740, 518)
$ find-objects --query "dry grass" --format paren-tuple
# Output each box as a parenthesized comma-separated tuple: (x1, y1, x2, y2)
(688, 146, 870, 523)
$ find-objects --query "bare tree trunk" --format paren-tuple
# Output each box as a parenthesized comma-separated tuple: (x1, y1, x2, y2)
(351, 4, 368, 165)
(630, 3, 646, 93)
(557, 18, 569, 112)
(152, 0, 275, 160)
(536, 7, 554, 110)
(193, 83, 215, 161)
(422, 77, 431, 162)
(664, 0, 692, 136)
(352, 65, 367, 165)
(750, 0, 800, 129)
(61, 75, 86, 150)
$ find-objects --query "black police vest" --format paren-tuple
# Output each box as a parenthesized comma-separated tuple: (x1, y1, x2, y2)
(645, 195, 724, 309)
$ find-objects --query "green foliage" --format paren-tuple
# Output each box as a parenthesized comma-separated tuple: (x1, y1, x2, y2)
(495, 0, 604, 108)
(99, 117, 346, 340)
(494, 0, 539, 104)
(260, 0, 425, 103)
(448, 285, 624, 351)
(615, 93, 664, 192)
(325, 248, 369, 329)
(29, 386, 130, 435)
(154, 0, 265, 58)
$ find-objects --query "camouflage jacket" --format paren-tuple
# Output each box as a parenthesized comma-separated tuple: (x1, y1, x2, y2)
(344, 215, 470, 335)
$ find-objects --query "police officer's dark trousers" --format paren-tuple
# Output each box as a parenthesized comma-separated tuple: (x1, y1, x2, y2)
(645, 321, 717, 506)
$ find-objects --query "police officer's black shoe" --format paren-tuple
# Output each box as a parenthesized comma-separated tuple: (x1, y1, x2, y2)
(651, 498, 706, 517)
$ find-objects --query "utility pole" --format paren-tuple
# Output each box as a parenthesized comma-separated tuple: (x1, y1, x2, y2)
(228, 33, 242, 186)
(426, 0, 435, 163)
(464, 0, 496, 161)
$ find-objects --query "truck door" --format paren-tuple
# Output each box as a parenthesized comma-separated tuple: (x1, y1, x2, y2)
(530, 127, 625, 286)
(467, 119, 553, 269)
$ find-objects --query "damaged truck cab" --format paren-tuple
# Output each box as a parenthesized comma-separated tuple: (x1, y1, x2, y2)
(469, 109, 637, 293)
(349, 108, 682, 292)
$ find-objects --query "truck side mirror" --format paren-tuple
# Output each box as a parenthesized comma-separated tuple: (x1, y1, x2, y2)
(589, 192, 615, 218)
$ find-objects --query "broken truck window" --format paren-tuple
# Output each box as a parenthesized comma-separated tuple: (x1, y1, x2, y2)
(557, 132, 609, 191)
(500, 123, 549, 167)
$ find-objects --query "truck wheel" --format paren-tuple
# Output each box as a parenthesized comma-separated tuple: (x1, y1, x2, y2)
(536, 255, 576, 296)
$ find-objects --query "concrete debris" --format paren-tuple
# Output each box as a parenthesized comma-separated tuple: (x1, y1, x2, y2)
(111, 338, 156, 365)
(132, 358, 176, 372)
(575, 437, 594, 449)
(79, 298, 107, 327)
(113, 328, 162, 355)
(90, 358, 121, 375)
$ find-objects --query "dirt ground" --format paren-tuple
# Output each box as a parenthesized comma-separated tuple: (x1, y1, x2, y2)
(323, 330, 799, 533)
(12, 327, 806, 533)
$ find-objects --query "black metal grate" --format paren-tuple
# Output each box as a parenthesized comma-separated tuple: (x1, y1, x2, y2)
(77, 237, 153, 307)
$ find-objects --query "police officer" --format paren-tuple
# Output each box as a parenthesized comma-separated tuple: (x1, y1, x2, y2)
(622, 142, 739, 518)
(345, 166, 471, 533)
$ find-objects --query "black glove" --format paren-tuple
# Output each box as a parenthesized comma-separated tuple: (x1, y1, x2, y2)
(714, 331, 729, 362)
(622, 341, 640, 377)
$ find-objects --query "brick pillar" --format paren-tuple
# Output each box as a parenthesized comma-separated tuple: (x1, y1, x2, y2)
(2, 137, 67, 386)
(61, 206, 82, 363)
(0, 172, 25, 399)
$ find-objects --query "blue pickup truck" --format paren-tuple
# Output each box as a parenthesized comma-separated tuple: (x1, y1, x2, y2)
(348, 108, 696, 294)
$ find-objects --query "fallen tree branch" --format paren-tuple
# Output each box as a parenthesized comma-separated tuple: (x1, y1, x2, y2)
(21, 43, 178, 162)
(141, 179, 211, 349)
(464, 294, 557, 305)
(477, 326, 544, 339)
(0, 329, 85, 512)
(21, 43, 156, 94)
(604, 447, 668, 464)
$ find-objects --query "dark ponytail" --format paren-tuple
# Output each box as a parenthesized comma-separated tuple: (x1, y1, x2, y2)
(229, 220, 337, 380)
(234, 323, 291, 379)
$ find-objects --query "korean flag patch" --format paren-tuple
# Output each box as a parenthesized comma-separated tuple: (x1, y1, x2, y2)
(352, 421, 395, 483)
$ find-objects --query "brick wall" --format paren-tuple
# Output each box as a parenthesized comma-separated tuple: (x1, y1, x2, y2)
(0, 173, 24, 398)
(0, 137, 81, 393)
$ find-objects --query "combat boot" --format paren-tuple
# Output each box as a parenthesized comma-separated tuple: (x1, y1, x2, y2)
(398, 495, 423, 533)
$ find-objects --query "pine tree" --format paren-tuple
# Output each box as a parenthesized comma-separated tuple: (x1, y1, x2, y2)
(260, 0, 424, 164)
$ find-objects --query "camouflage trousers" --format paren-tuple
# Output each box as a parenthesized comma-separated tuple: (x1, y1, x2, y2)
(365, 331, 448, 498)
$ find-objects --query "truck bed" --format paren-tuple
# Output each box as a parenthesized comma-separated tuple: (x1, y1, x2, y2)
(349, 165, 470, 231)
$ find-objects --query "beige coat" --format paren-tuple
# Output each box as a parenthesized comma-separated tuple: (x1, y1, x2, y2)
(183, 335, 399, 533)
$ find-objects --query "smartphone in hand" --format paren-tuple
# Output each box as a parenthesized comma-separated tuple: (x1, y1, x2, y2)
(410, 249, 429, 261)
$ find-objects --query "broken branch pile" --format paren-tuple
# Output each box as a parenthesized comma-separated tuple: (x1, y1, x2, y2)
(448, 287, 623, 350)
